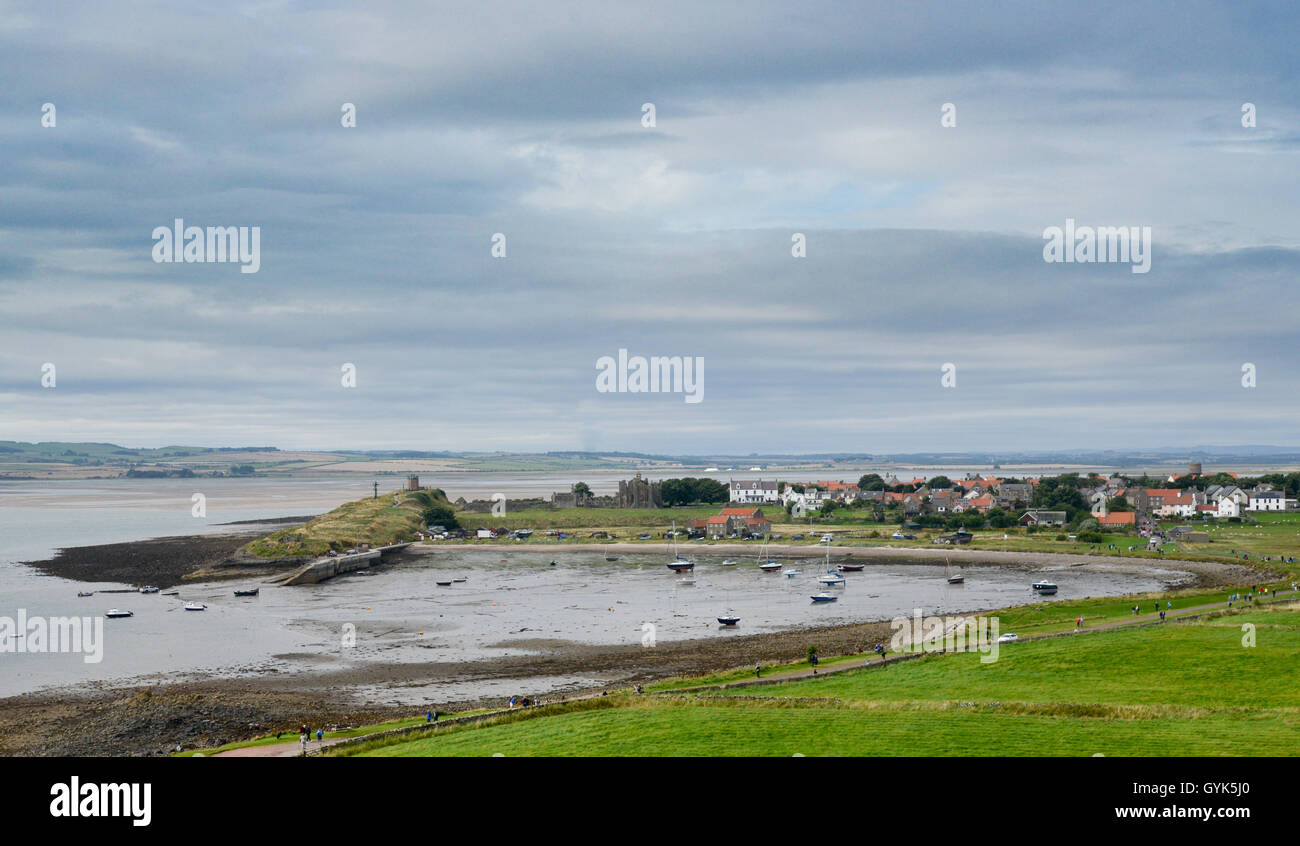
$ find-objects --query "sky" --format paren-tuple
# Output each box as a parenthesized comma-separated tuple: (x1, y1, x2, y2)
(2, 0, 1298, 454)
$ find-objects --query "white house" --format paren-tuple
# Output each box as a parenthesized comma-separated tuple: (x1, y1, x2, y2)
(1247, 491, 1289, 511)
(730, 479, 780, 504)
(1216, 498, 1242, 518)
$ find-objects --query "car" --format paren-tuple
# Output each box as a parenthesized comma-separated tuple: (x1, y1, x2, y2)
(791, 534, 805, 540)
(996, 633, 1019, 643)
(892, 531, 906, 539)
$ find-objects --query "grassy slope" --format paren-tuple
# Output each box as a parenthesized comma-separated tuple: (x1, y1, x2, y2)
(348, 605, 1300, 757)
(242, 489, 441, 558)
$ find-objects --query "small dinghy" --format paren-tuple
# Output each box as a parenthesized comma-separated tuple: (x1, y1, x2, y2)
(1032, 580, 1058, 595)
(759, 562, 782, 572)
(77, 591, 94, 598)
(837, 563, 865, 572)
(183, 602, 206, 611)
(810, 593, 838, 603)
(233, 588, 259, 597)
(721, 559, 737, 567)
(549, 560, 558, 566)
(783, 568, 802, 578)
(717, 614, 740, 626)
(436, 580, 453, 587)
(105, 609, 133, 618)
(139, 585, 159, 594)
(452, 577, 467, 583)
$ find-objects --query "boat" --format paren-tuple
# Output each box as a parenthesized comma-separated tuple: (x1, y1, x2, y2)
(604, 544, 618, 562)
(666, 522, 695, 571)
(105, 609, 133, 618)
(77, 591, 93, 597)
(436, 580, 453, 587)
(810, 593, 838, 602)
(782, 567, 802, 578)
(721, 559, 737, 566)
(817, 543, 845, 586)
(139, 585, 159, 594)
(233, 587, 260, 597)
(452, 577, 467, 583)
(758, 540, 781, 571)
(946, 558, 964, 585)
(549, 560, 557, 566)
(1032, 579, 1058, 595)
(837, 563, 865, 572)
(717, 614, 740, 626)
(183, 602, 206, 611)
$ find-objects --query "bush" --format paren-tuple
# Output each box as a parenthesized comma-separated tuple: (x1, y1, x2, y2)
(1076, 531, 1105, 544)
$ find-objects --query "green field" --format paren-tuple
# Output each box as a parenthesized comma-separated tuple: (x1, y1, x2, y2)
(337, 604, 1300, 757)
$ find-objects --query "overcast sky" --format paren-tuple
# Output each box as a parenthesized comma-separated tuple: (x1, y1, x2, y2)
(2, 1, 1298, 454)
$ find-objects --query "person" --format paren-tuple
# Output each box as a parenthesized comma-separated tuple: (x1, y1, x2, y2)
(426, 710, 432, 723)
(433, 709, 439, 722)
(300, 732, 307, 753)
(316, 728, 323, 742)
(755, 663, 761, 678)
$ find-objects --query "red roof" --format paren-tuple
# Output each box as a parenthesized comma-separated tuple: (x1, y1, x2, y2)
(720, 507, 761, 517)
(1097, 512, 1136, 526)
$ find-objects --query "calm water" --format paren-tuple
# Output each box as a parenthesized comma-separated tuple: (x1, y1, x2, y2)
(0, 475, 1193, 702)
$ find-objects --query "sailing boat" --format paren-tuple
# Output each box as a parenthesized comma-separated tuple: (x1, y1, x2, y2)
(817, 542, 845, 585)
(759, 539, 781, 572)
(604, 544, 618, 562)
(946, 557, 965, 584)
(667, 522, 695, 572)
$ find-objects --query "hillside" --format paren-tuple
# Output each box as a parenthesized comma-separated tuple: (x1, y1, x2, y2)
(240, 488, 448, 559)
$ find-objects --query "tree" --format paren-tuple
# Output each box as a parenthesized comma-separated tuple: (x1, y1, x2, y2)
(573, 482, 591, 498)
(928, 475, 952, 489)
(421, 504, 459, 530)
(858, 474, 886, 491)
(1106, 495, 1134, 512)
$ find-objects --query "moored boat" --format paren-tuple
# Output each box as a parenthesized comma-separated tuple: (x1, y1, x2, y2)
(837, 563, 864, 572)
(1032, 579, 1058, 594)
(233, 587, 260, 597)
(717, 613, 740, 626)
(946, 558, 964, 584)
(183, 602, 206, 611)
(77, 591, 93, 597)
(139, 585, 159, 593)
(105, 609, 133, 618)
(810, 592, 838, 602)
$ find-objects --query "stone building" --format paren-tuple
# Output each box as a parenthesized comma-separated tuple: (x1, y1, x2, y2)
(617, 473, 662, 508)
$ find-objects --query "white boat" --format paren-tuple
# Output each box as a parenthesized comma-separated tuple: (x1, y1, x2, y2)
(184, 602, 206, 611)
(783, 567, 802, 578)
(721, 559, 737, 566)
(810, 592, 838, 602)
(105, 609, 133, 618)
(946, 558, 964, 585)
(817, 573, 846, 586)
(758, 540, 781, 571)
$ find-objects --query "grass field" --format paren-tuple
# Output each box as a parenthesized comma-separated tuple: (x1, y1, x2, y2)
(338, 604, 1300, 757)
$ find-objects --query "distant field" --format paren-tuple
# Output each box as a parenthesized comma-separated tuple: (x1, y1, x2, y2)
(340, 604, 1300, 757)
